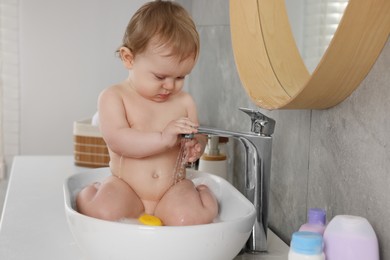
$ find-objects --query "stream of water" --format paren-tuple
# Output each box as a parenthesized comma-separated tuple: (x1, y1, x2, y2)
(172, 138, 191, 184)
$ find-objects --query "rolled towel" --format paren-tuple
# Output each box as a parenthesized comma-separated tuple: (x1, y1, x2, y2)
(91, 111, 99, 127)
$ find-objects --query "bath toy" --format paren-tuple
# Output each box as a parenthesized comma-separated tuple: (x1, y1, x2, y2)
(138, 214, 163, 226)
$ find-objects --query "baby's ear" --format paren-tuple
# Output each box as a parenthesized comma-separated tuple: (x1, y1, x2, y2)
(119, 47, 134, 69)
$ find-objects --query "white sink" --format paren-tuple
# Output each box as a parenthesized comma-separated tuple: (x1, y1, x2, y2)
(64, 168, 256, 260)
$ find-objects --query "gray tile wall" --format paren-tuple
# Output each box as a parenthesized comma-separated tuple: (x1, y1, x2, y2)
(179, 0, 390, 258)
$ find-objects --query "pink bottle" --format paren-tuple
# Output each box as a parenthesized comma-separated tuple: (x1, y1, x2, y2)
(299, 208, 326, 235)
(323, 215, 379, 260)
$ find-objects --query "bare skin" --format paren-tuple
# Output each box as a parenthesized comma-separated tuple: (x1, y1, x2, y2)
(76, 42, 218, 226)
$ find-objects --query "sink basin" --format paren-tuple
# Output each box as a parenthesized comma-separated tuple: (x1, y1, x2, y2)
(64, 168, 256, 260)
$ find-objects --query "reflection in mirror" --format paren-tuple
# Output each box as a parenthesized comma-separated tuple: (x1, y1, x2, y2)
(285, 0, 348, 73)
(230, 0, 389, 109)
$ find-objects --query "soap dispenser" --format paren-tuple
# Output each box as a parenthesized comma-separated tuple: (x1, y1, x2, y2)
(198, 135, 227, 179)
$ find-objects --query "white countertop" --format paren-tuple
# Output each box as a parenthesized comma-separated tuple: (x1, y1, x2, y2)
(0, 156, 288, 260)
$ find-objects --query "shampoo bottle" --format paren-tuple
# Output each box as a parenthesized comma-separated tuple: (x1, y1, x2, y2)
(299, 208, 326, 235)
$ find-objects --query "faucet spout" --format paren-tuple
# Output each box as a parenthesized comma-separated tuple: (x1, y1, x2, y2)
(197, 123, 273, 252)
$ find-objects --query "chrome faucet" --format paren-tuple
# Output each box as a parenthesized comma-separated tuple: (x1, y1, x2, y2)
(197, 108, 275, 253)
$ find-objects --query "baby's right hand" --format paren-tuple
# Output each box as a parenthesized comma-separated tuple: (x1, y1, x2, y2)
(161, 118, 198, 148)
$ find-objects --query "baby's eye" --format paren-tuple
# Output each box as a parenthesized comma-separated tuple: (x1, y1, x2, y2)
(176, 76, 185, 80)
(155, 75, 165, 80)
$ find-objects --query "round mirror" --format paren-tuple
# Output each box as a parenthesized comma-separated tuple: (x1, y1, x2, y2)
(285, 0, 348, 73)
(230, 0, 390, 109)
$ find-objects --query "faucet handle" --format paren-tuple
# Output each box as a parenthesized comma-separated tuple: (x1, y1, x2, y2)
(239, 107, 276, 136)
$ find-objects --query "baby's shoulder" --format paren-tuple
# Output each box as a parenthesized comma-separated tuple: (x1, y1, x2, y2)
(98, 85, 126, 108)
(99, 83, 128, 100)
(176, 91, 196, 106)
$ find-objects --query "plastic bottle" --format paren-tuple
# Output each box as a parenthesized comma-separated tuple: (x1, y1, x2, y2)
(198, 135, 227, 179)
(299, 208, 326, 235)
(288, 231, 325, 260)
(323, 215, 379, 260)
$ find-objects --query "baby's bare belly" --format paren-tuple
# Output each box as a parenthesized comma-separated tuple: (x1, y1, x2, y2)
(110, 149, 179, 202)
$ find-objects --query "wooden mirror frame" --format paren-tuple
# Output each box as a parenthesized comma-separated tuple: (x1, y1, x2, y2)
(230, 0, 390, 109)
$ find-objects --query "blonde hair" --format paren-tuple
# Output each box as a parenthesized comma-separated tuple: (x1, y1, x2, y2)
(119, 0, 199, 61)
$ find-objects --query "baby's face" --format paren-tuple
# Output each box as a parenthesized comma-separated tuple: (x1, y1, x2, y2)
(128, 43, 196, 102)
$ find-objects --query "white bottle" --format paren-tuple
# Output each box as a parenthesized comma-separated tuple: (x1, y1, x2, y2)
(198, 135, 227, 179)
(288, 231, 325, 260)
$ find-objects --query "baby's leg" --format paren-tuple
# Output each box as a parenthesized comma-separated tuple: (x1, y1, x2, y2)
(154, 179, 218, 226)
(76, 176, 144, 221)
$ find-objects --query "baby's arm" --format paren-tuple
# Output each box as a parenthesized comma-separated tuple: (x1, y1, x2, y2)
(98, 87, 198, 158)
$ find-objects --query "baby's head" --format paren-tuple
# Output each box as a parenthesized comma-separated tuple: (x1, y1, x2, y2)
(119, 0, 199, 62)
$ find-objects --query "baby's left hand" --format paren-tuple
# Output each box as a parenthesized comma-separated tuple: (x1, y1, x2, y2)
(184, 138, 204, 163)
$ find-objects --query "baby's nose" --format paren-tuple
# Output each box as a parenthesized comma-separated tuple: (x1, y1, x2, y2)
(163, 79, 175, 90)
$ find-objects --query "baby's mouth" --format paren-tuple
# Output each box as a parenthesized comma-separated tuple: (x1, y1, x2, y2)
(156, 93, 171, 100)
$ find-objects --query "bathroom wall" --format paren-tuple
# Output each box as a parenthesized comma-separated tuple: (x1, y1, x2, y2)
(19, 0, 148, 156)
(179, 0, 390, 259)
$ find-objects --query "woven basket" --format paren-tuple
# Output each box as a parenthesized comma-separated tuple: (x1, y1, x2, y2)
(73, 118, 110, 168)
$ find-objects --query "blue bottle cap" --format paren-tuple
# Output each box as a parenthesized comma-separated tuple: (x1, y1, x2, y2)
(291, 231, 323, 255)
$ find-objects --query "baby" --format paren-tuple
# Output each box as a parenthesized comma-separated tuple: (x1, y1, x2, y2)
(76, 0, 218, 226)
